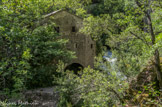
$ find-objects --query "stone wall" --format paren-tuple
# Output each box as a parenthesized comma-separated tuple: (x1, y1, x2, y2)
(45, 10, 95, 68)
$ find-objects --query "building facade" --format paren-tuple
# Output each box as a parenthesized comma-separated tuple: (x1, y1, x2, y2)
(44, 10, 95, 71)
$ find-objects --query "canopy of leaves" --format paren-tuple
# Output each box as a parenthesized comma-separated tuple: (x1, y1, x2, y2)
(0, 0, 75, 98)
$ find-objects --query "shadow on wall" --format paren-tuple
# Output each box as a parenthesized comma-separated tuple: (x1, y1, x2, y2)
(65, 63, 83, 74)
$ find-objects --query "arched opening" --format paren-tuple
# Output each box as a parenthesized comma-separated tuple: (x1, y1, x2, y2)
(65, 63, 83, 74)
(103, 45, 111, 50)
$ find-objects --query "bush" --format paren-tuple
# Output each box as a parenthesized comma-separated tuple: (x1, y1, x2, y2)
(54, 61, 128, 106)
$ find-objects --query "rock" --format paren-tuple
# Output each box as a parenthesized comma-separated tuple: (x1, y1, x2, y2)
(24, 87, 59, 107)
(125, 58, 162, 106)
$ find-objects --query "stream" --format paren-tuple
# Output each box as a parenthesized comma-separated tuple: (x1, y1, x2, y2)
(103, 49, 127, 80)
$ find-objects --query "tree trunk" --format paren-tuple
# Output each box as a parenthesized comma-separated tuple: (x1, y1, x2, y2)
(149, 18, 162, 89)
(145, 0, 162, 89)
(148, 12, 162, 90)
(154, 49, 162, 89)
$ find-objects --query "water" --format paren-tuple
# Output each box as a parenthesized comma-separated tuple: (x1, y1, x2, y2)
(101, 50, 116, 71)
(103, 50, 117, 63)
(103, 50, 127, 80)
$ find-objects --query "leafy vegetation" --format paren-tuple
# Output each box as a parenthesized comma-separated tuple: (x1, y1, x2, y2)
(54, 61, 128, 106)
(0, 0, 74, 99)
(0, 0, 162, 106)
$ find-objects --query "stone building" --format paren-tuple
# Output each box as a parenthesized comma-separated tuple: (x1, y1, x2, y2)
(44, 10, 95, 71)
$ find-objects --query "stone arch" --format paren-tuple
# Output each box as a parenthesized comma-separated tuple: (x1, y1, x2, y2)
(65, 63, 84, 74)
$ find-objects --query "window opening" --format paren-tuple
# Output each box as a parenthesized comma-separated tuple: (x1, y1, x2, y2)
(74, 43, 78, 48)
(91, 44, 93, 49)
(72, 26, 76, 32)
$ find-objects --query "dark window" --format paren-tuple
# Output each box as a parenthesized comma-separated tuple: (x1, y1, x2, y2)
(91, 44, 93, 49)
(72, 26, 76, 32)
(74, 43, 78, 48)
(55, 27, 60, 33)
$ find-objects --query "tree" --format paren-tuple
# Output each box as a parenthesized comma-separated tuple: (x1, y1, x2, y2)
(124, 0, 162, 89)
(54, 61, 127, 106)
(82, 0, 162, 89)
(0, 0, 74, 98)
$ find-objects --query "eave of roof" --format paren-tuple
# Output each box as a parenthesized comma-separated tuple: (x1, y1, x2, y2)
(44, 9, 83, 20)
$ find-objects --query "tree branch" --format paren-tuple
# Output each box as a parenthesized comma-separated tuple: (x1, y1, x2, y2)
(130, 31, 150, 47)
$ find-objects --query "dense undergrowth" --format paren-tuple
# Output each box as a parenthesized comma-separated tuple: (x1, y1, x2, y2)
(0, 0, 162, 107)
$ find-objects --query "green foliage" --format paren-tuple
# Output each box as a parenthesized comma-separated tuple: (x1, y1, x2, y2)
(80, 0, 162, 106)
(27, 24, 75, 88)
(0, 101, 8, 107)
(82, 0, 162, 79)
(52, 0, 91, 18)
(88, 0, 125, 16)
(110, 0, 162, 79)
(81, 15, 114, 40)
(0, 0, 161, 106)
(0, 0, 74, 99)
(54, 61, 128, 106)
(129, 82, 162, 106)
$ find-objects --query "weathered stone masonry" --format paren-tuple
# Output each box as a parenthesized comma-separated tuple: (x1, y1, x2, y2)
(45, 10, 96, 69)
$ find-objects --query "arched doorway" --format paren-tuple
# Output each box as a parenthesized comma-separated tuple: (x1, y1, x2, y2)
(65, 63, 83, 74)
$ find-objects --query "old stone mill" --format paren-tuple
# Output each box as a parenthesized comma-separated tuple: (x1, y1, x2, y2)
(44, 10, 96, 72)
